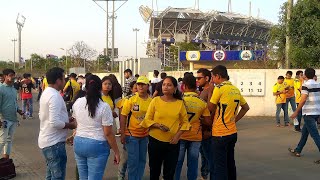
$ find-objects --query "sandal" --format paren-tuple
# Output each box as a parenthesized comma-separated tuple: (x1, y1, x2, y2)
(288, 148, 301, 157)
(314, 160, 320, 164)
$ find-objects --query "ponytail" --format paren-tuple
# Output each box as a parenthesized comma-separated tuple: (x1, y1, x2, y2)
(86, 75, 102, 118)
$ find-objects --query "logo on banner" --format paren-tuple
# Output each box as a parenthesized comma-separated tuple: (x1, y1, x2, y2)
(240, 50, 253, 60)
(213, 50, 226, 61)
(186, 51, 200, 61)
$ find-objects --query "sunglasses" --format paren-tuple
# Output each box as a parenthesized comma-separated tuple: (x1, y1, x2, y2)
(196, 77, 205, 80)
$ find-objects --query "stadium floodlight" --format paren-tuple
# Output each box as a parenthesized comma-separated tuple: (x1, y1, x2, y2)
(16, 13, 26, 70)
(16, 13, 26, 27)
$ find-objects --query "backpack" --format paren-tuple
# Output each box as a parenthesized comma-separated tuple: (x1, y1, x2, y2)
(0, 158, 16, 179)
(63, 80, 73, 102)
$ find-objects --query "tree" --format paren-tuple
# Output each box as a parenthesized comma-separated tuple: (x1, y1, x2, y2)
(289, 0, 320, 68)
(68, 41, 97, 67)
(270, 0, 320, 68)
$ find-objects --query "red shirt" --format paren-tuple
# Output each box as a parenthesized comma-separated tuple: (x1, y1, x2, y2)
(20, 79, 34, 99)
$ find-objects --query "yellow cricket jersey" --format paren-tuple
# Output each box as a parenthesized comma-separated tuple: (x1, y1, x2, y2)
(272, 83, 286, 104)
(102, 95, 114, 110)
(43, 78, 48, 90)
(294, 78, 302, 103)
(210, 81, 247, 137)
(121, 94, 152, 137)
(181, 92, 211, 141)
(284, 78, 294, 98)
(140, 96, 191, 142)
(64, 79, 80, 100)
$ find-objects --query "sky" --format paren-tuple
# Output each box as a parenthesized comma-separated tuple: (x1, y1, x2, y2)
(0, 0, 288, 62)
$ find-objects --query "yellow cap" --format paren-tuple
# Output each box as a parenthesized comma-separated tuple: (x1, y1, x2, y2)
(136, 76, 150, 85)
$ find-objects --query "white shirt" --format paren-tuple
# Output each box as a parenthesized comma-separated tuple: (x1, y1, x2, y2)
(151, 77, 161, 84)
(38, 87, 69, 149)
(72, 97, 113, 141)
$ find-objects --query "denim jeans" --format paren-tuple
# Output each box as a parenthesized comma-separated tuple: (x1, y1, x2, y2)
(200, 137, 212, 179)
(211, 133, 237, 180)
(286, 96, 297, 114)
(118, 145, 128, 180)
(295, 115, 320, 153)
(295, 103, 303, 130)
(22, 98, 33, 117)
(0, 120, 18, 155)
(175, 140, 201, 180)
(125, 136, 148, 180)
(42, 142, 67, 180)
(74, 136, 110, 180)
(276, 103, 289, 124)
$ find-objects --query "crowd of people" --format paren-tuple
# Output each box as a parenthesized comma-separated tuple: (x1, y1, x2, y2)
(0, 65, 319, 180)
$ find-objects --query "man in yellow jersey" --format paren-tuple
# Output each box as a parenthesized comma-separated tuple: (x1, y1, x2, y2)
(294, 71, 304, 131)
(175, 74, 211, 180)
(208, 65, 249, 180)
(284, 71, 296, 126)
(63, 73, 80, 102)
(120, 76, 152, 180)
(273, 76, 289, 127)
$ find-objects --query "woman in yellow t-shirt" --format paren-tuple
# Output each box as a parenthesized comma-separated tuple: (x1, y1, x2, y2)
(120, 76, 152, 179)
(140, 76, 191, 180)
(101, 76, 119, 131)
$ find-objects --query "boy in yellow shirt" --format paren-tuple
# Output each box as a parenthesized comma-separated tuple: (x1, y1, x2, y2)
(284, 71, 296, 125)
(294, 71, 304, 131)
(208, 65, 249, 180)
(273, 76, 289, 127)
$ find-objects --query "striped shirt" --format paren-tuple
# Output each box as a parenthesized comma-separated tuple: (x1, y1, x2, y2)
(301, 79, 320, 115)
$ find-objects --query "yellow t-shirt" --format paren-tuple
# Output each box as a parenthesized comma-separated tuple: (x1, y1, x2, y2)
(181, 92, 211, 141)
(43, 78, 48, 90)
(284, 78, 294, 98)
(121, 94, 152, 137)
(102, 95, 114, 110)
(272, 83, 286, 104)
(210, 81, 247, 137)
(140, 96, 191, 142)
(116, 93, 137, 109)
(294, 78, 302, 103)
(64, 79, 80, 100)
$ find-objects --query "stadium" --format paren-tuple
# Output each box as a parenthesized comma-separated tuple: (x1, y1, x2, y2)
(139, 2, 273, 70)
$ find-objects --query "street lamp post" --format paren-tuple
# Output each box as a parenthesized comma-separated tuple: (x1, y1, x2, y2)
(133, 28, 140, 61)
(16, 13, 26, 70)
(60, 48, 68, 74)
(11, 39, 17, 71)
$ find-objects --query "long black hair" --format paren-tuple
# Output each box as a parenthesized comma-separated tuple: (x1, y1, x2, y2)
(101, 76, 115, 108)
(108, 74, 123, 99)
(86, 75, 102, 118)
(163, 76, 182, 100)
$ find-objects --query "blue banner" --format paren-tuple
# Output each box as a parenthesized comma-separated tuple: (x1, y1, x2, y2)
(180, 50, 266, 61)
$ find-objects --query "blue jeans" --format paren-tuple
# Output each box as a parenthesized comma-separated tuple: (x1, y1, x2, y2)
(276, 103, 289, 124)
(286, 96, 297, 113)
(175, 140, 201, 180)
(295, 115, 320, 153)
(118, 145, 128, 180)
(0, 120, 18, 155)
(210, 133, 237, 180)
(42, 142, 67, 180)
(200, 137, 212, 179)
(22, 98, 33, 117)
(74, 136, 110, 180)
(125, 136, 148, 180)
(295, 103, 303, 130)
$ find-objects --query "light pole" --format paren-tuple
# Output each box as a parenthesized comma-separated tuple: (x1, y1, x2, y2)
(60, 48, 68, 73)
(11, 39, 17, 71)
(16, 13, 26, 70)
(133, 28, 140, 61)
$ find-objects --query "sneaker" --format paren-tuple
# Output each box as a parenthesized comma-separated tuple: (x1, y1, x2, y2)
(115, 133, 121, 137)
(293, 129, 301, 133)
(28, 115, 33, 119)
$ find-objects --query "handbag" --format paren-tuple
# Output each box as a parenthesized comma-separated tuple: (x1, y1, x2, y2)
(0, 158, 16, 180)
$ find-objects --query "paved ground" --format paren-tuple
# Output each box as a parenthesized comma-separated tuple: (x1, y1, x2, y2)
(9, 97, 320, 180)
